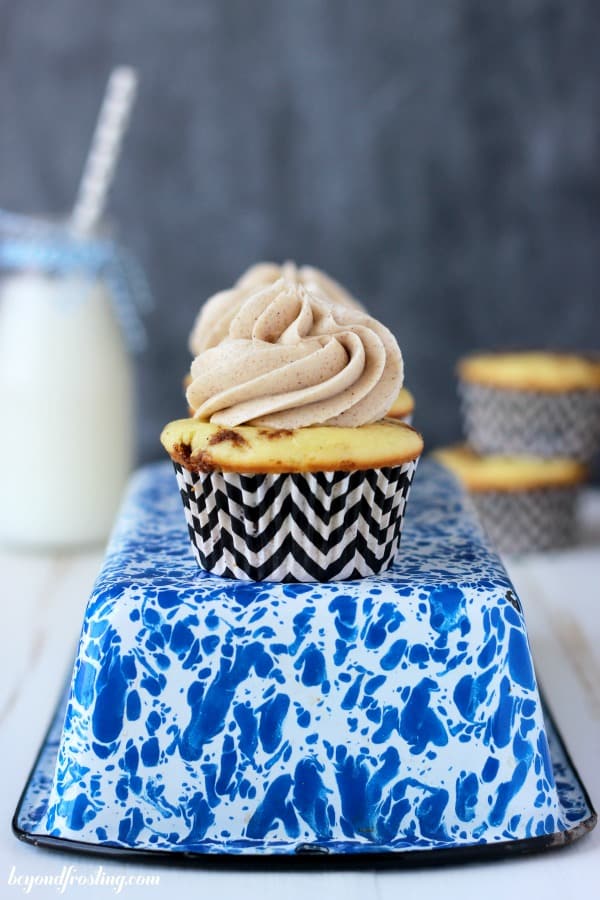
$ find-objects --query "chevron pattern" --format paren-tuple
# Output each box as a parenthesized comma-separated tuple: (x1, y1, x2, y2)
(471, 487, 578, 554)
(459, 383, 600, 461)
(172, 460, 419, 581)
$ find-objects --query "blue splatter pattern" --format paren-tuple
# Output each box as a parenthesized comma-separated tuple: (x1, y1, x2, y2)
(42, 461, 566, 853)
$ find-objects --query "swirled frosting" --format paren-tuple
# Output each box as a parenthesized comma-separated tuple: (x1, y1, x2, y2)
(189, 261, 361, 357)
(186, 279, 403, 429)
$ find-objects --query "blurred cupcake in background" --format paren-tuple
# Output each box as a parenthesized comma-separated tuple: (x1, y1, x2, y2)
(457, 351, 600, 462)
(434, 445, 587, 554)
(387, 387, 415, 425)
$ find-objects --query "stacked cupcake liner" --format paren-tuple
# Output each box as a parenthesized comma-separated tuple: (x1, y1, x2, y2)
(455, 377, 600, 554)
(459, 382, 600, 461)
(469, 488, 578, 555)
(173, 460, 418, 582)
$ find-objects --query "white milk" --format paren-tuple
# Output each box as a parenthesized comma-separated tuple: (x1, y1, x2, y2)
(0, 271, 134, 547)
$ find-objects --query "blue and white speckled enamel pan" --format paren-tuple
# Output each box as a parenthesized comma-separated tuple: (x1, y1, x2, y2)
(13, 461, 596, 865)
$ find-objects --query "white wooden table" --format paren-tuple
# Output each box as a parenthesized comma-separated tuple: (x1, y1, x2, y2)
(1, 492, 599, 899)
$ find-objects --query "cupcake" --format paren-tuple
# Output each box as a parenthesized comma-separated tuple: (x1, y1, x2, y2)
(387, 386, 415, 424)
(457, 351, 600, 462)
(434, 444, 587, 554)
(163, 278, 423, 581)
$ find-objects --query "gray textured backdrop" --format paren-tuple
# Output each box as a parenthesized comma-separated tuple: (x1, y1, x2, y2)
(1, 0, 599, 465)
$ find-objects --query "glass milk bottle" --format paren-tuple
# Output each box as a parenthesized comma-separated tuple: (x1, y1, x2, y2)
(0, 214, 147, 548)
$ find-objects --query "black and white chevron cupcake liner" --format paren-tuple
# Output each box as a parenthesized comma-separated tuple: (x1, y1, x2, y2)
(172, 460, 419, 582)
(469, 486, 579, 555)
(459, 382, 600, 461)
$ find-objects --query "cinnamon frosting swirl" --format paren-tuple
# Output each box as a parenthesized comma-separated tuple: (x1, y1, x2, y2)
(186, 279, 402, 429)
(189, 261, 361, 357)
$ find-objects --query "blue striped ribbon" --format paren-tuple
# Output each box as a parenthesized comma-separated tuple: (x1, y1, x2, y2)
(0, 210, 152, 351)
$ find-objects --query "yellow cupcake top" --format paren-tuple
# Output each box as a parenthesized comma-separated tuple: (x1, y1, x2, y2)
(457, 352, 600, 392)
(387, 387, 415, 419)
(162, 418, 423, 474)
(433, 445, 587, 492)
